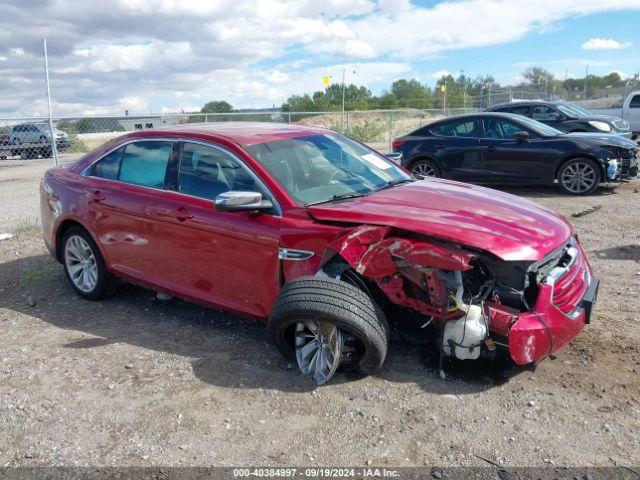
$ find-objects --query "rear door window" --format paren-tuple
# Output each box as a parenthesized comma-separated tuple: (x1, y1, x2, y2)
(430, 119, 480, 137)
(89, 141, 172, 188)
(118, 141, 172, 188)
(510, 105, 531, 116)
(629, 95, 640, 108)
(91, 147, 123, 181)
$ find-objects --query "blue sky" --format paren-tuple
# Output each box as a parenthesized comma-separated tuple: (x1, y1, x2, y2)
(1, 0, 639, 116)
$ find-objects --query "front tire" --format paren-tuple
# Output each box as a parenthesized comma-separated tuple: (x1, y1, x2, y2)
(62, 226, 114, 300)
(410, 158, 441, 178)
(558, 158, 601, 195)
(268, 276, 389, 385)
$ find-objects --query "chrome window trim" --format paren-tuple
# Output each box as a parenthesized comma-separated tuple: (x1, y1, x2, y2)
(80, 137, 282, 216)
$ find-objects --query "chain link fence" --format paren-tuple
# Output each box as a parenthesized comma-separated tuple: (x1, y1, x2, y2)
(0, 108, 478, 163)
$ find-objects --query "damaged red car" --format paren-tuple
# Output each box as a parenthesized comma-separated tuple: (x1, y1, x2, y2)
(40, 123, 599, 385)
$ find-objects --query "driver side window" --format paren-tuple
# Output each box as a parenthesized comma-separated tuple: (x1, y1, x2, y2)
(482, 119, 524, 139)
(178, 142, 261, 201)
(531, 106, 559, 121)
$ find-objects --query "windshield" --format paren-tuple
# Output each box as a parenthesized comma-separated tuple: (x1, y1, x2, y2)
(246, 133, 411, 205)
(556, 103, 592, 118)
(510, 115, 564, 137)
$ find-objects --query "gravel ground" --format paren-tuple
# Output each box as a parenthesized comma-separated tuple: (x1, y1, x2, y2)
(0, 155, 639, 468)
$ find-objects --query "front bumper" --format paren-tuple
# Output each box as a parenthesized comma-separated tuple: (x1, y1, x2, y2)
(486, 246, 598, 365)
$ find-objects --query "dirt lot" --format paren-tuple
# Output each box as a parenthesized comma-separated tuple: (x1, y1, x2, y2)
(0, 155, 639, 468)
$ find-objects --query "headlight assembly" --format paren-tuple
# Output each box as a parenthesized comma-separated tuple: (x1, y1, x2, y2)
(588, 121, 612, 132)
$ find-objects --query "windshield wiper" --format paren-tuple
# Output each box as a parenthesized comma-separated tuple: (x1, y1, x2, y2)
(374, 177, 415, 191)
(305, 192, 369, 207)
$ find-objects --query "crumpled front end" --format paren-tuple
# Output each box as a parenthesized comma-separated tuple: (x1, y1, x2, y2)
(486, 242, 598, 365)
(318, 225, 597, 366)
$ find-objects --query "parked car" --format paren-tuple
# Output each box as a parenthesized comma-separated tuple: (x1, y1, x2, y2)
(590, 91, 640, 136)
(487, 100, 633, 138)
(392, 112, 638, 195)
(9, 123, 70, 148)
(41, 123, 598, 385)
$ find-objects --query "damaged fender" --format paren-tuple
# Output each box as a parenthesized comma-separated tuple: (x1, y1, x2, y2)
(323, 225, 475, 317)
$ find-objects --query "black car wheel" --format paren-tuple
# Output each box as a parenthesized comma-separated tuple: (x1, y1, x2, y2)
(558, 158, 601, 195)
(410, 159, 440, 177)
(268, 276, 389, 385)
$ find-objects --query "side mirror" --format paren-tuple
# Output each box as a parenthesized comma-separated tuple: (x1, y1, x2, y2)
(549, 112, 562, 121)
(513, 131, 530, 143)
(214, 191, 273, 212)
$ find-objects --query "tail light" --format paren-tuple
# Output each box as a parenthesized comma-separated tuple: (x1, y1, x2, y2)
(392, 140, 406, 151)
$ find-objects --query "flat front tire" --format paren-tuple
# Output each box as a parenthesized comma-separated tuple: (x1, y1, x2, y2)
(268, 276, 389, 385)
(62, 226, 115, 300)
(558, 158, 601, 195)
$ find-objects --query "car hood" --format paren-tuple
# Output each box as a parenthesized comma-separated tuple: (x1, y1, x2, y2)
(562, 132, 637, 148)
(308, 179, 572, 262)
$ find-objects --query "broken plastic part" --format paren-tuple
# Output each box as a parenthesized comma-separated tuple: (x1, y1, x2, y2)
(324, 225, 475, 318)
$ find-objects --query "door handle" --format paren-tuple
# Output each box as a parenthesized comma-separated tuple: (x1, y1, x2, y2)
(90, 190, 105, 202)
(435, 144, 446, 150)
(174, 207, 193, 222)
(485, 145, 497, 152)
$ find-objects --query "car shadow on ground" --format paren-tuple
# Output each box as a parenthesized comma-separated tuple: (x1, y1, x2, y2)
(1, 253, 526, 395)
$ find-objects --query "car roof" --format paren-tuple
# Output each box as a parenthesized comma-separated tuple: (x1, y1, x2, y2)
(430, 111, 525, 123)
(138, 121, 331, 146)
(489, 99, 574, 110)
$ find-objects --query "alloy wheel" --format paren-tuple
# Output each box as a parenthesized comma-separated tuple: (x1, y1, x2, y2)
(295, 320, 344, 385)
(64, 235, 98, 293)
(412, 162, 437, 177)
(561, 162, 597, 194)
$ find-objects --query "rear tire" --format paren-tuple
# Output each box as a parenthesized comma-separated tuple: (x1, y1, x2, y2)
(410, 158, 441, 178)
(557, 158, 601, 195)
(268, 276, 389, 384)
(62, 226, 115, 300)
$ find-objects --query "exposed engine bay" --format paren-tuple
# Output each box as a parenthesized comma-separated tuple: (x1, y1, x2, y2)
(317, 224, 591, 367)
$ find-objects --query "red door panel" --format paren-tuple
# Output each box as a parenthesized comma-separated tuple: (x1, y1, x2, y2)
(142, 191, 282, 318)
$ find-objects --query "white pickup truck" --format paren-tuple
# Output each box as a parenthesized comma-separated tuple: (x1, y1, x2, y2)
(592, 91, 640, 137)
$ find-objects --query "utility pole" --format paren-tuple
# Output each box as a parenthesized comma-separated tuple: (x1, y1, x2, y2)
(43, 38, 59, 167)
(341, 68, 346, 129)
(583, 64, 589, 98)
(461, 69, 466, 110)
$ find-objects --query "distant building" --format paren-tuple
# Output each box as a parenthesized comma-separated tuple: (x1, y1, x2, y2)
(118, 115, 179, 131)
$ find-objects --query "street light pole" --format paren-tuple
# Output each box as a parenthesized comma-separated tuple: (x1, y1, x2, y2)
(43, 38, 59, 167)
(583, 64, 589, 98)
(341, 68, 347, 129)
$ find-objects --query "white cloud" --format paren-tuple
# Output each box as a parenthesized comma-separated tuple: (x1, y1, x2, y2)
(0, 0, 639, 115)
(431, 70, 452, 79)
(352, 0, 640, 59)
(582, 37, 632, 50)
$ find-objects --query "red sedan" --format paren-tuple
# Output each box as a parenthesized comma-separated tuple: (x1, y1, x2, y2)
(40, 122, 598, 385)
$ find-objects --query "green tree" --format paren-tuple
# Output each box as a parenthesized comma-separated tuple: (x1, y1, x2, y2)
(522, 67, 554, 85)
(201, 100, 233, 113)
(390, 79, 433, 108)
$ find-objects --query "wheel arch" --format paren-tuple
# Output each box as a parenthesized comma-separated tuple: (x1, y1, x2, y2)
(408, 154, 442, 172)
(554, 154, 605, 181)
(55, 218, 106, 264)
